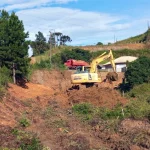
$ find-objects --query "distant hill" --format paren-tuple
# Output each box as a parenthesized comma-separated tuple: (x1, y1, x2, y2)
(116, 28, 150, 44)
(31, 29, 150, 64)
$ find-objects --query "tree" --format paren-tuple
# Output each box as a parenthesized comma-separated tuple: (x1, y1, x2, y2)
(125, 56, 150, 88)
(96, 42, 103, 45)
(60, 35, 72, 45)
(30, 31, 48, 55)
(52, 48, 91, 67)
(0, 10, 30, 83)
(53, 32, 62, 46)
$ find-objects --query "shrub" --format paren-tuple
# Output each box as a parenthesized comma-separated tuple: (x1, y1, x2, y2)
(51, 48, 91, 67)
(0, 67, 11, 100)
(20, 137, 42, 150)
(0, 87, 6, 100)
(72, 103, 94, 121)
(12, 129, 43, 150)
(32, 59, 51, 70)
(98, 99, 150, 120)
(125, 99, 150, 120)
(0, 66, 11, 88)
(96, 42, 103, 45)
(19, 117, 30, 127)
(98, 104, 125, 120)
(127, 83, 150, 98)
(125, 56, 150, 88)
(72, 103, 93, 115)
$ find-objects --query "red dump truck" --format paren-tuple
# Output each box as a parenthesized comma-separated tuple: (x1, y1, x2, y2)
(64, 59, 89, 69)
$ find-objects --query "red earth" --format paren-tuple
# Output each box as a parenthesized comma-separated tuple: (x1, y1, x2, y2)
(0, 70, 149, 150)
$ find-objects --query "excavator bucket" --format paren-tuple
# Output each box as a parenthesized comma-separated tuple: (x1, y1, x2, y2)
(106, 72, 118, 83)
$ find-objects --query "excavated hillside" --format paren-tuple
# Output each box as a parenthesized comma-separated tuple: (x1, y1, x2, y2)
(0, 70, 150, 150)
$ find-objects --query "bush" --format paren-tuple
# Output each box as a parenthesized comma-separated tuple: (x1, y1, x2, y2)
(0, 87, 6, 100)
(51, 48, 91, 67)
(0, 67, 11, 100)
(96, 42, 103, 45)
(98, 100, 150, 120)
(72, 103, 94, 121)
(12, 129, 43, 150)
(0, 66, 11, 88)
(19, 117, 30, 127)
(125, 99, 150, 120)
(32, 59, 51, 70)
(72, 103, 93, 115)
(98, 104, 125, 120)
(127, 83, 150, 98)
(125, 56, 150, 88)
(20, 137, 42, 150)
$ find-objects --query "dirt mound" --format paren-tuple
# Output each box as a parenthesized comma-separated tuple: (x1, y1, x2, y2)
(31, 70, 73, 92)
(68, 86, 127, 108)
(8, 83, 54, 100)
(29, 70, 126, 108)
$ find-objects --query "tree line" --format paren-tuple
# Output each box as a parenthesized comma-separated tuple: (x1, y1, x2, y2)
(0, 10, 72, 84)
(0, 10, 29, 84)
(30, 31, 72, 56)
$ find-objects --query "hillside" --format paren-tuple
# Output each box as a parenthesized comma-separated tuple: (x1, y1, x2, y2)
(1, 70, 150, 149)
(30, 29, 150, 65)
(116, 28, 150, 44)
(80, 43, 145, 51)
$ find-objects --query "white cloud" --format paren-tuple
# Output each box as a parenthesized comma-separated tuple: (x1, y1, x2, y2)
(0, 0, 77, 9)
(1, 1, 149, 46)
(14, 7, 132, 45)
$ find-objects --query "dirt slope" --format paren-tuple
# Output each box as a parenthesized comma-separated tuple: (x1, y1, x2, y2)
(68, 87, 127, 108)
(8, 83, 54, 100)
(0, 70, 149, 149)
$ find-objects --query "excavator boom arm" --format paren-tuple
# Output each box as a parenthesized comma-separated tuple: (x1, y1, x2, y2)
(90, 49, 116, 73)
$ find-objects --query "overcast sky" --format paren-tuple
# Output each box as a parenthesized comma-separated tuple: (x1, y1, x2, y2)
(1, 0, 150, 46)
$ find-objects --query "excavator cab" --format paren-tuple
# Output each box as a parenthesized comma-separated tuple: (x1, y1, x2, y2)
(74, 66, 90, 74)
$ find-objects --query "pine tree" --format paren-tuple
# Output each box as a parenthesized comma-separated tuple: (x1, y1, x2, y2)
(0, 10, 30, 83)
(30, 31, 48, 55)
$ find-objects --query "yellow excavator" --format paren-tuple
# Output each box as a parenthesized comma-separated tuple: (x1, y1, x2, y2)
(71, 49, 118, 88)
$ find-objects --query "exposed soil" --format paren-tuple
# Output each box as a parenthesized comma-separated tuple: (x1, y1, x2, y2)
(0, 70, 149, 150)
(68, 86, 127, 108)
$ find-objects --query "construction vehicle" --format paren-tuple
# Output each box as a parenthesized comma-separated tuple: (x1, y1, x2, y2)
(64, 59, 89, 69)
(71, 49, 118, 87)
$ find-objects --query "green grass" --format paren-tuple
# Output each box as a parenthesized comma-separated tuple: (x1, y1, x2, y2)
(11, 129, 43, 150)
(72, 103, 94, 115)
(19, 116, 30, 127)
(72, 93, 150, 123)
(116, 29, 150, 44)
(41, 106, 54, 119)
(33, 45, 76, 63)
(72, 103, 95, 121)
(126, 83, 150, 99)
